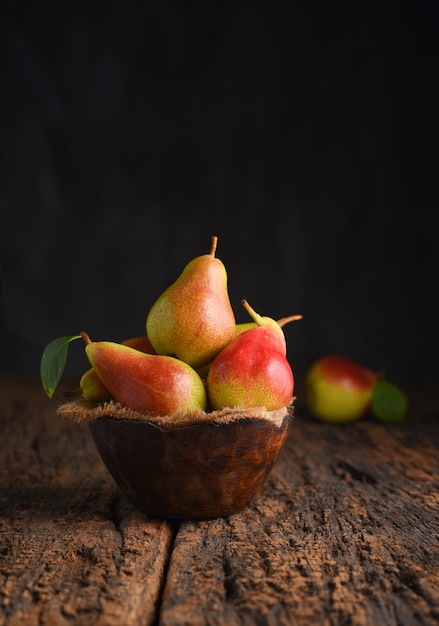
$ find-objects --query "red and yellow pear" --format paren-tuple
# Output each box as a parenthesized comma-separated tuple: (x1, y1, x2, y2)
(81, 332, 207, 416)
(305, 355, 378, 423)
(80, 335, 157, 402)
(146, 236, 236, 369)
(196, 303, 301, 382)
(206, 300, 295, 411)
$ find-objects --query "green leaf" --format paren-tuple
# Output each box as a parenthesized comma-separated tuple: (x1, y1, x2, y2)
(40, 335, 82, 398)
(371, 380, 408, 423)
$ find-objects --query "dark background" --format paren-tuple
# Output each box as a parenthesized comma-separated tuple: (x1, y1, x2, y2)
(1, 3, 438, 385)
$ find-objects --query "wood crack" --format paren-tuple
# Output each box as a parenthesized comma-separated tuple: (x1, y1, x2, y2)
(151, 520, 179, 626)
(335, 459, 378, 485)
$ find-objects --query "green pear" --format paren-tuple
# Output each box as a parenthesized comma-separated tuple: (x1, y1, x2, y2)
(80, 335, 157, 402)
(146, 236, 236, 369)
(80, 368, 113, 402)
(206, 301, 295, 411)
(81, 332, 207, 415)
(305, 355, 377, 423)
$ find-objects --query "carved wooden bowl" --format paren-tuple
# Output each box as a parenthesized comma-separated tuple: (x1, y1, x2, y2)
(59, 401, 293, 520)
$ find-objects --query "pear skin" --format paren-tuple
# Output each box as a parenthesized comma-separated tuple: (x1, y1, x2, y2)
(81, 333, 207, 416)
(306, 355, 377, 423)
(146, 236, 236, 369)
(206, 325, 295, 411)
(80, 335, 157, 402)
(198, 302, 301, 385)
(122, 335, 157, 354)
(80, 368, 113, 402)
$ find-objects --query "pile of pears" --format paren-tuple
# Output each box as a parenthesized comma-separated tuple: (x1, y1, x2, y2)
(46, 237, 301, 417)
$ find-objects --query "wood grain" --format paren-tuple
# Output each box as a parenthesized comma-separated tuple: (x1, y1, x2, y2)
(1, 376, 439, 625)
(0, 376, 175, 626)
(159, 386, 439, 625)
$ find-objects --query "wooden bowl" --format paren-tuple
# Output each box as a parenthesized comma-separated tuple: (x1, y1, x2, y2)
(59, 401, 293, 520)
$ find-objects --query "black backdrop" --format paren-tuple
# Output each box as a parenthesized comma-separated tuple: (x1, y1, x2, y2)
(1, 3, 438, 384)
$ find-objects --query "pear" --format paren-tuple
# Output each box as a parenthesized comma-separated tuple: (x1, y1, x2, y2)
(122, 335, 157, 354)
(146, 236, 236, 369)
(305, 355, 378, 424)
(81, 332, 207, 415)
(80, 368, 113, 402)
(197, 303, 301, 384)
(206, 301, 295, 411)
(79, 336, 157, 402)
(306, 355, 407, 424)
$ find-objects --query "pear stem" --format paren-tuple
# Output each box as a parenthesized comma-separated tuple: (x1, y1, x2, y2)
(81, 331, 92, 345)
(277, 314, 303, 327)
(242, 299, 303, 328)
(210, 235, 218, 257)
(241, 299, 263, 325)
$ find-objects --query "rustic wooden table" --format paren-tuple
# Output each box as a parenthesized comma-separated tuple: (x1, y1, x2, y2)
(1, 375, 438, 626)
